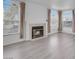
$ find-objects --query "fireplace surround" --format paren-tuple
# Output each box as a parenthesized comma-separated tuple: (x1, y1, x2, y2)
(30, 23, 46, 39)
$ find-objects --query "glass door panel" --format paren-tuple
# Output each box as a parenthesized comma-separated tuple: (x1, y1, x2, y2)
(62, 11, 73, 33)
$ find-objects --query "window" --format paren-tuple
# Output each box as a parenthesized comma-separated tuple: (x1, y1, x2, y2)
(50, 9, 58, 33)
(3, 0, 20, 35)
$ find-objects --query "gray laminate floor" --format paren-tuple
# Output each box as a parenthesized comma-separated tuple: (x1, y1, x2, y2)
(3, 33, 75, 59)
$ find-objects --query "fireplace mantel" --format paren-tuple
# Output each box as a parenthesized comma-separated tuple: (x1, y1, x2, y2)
(29, 23, 46, 40)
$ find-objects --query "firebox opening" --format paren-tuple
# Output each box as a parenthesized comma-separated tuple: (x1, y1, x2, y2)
(32, 26, 44, 39)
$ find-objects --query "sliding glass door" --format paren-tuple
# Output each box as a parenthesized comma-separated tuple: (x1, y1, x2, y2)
(62, 10, 73, 33)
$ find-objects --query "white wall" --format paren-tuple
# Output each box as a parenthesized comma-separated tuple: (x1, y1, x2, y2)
(25, 0, 48, 40)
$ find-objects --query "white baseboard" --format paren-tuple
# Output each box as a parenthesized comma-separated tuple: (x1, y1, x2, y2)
(47, 32, 57, 35)
(62, 32, 75, 35)
(30, 35, 48, 41)
(3, 39, 25, 47)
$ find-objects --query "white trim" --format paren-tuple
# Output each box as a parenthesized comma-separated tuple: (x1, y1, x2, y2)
(62, 32, 75, 35)
(3, 38, 25, 46)
(30, 35, 48, 41)
(29, 23, 46, 40)
(47, 32, 57, 35)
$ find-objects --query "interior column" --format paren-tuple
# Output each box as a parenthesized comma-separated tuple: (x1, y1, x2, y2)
(72, 10, 75, 33)
(20, 2, 25, 38)
(58, 10, 62, 33)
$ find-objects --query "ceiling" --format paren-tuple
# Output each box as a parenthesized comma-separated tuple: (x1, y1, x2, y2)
(51, 0, 75, 10)
(6, 0, 75, 10)
(26, 0, 75, 10)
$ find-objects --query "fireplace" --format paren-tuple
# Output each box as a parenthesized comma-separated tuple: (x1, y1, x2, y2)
(30, 23, 46, 39)
(32, 26, 44, 39)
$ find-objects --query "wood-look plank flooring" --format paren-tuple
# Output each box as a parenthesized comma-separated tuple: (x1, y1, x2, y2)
(3, 33, 75, 59)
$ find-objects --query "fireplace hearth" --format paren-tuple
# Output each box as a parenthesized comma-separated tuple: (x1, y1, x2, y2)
(32, 26, 44, 39)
